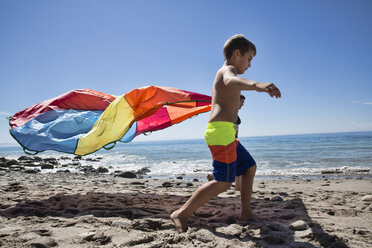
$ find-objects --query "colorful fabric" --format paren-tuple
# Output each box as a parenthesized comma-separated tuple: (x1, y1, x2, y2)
(9, 86, 211, 155)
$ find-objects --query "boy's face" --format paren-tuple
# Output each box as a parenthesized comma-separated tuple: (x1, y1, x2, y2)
(234, 49, 255, 74)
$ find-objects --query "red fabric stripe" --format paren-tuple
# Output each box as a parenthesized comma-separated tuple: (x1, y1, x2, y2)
(136, 107, 171, 135)
(182, 90, 212, 106)
(10, 89, 115, 129)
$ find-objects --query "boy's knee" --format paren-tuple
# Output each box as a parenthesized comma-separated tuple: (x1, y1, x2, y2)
(219, 181, 233, 191)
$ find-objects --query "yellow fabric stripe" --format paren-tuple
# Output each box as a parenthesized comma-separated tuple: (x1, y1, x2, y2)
(75, 96, 135, 155)
(204, 121, 236, 146)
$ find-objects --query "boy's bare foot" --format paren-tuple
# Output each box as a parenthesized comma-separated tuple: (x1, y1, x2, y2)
(206, 173, 214, 181)
(170, 210, 188, 233)
(240, 211, 261, 221)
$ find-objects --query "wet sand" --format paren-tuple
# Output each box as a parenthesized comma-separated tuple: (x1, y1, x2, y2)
(0, 170, 371, 247)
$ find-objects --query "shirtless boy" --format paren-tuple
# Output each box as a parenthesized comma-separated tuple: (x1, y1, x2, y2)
(171, 34, 281, 233)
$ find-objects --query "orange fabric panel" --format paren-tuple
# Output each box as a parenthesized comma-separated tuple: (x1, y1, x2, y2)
(167, 104, 211, 124)
(208, 139, 238, 164)
(124, 86, 192, 119)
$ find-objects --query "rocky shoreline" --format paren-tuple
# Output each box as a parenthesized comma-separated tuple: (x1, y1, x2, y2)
(0, 155, 153, 179)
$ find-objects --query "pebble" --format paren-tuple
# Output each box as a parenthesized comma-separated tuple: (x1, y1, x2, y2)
(112, 219, 131, 227)
(115, 171, 136, 178)
(361, 195, 372, 202)
(271, 196, 283, 201)
(290, 220, 308, 231)
(162, 182, 173, 187)
(97, 167, 109, 173)
(30, 237, 57, 247)
(41, 164, 54, 169)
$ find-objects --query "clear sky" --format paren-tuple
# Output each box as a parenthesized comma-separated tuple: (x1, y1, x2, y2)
(1, 0, 371, 145)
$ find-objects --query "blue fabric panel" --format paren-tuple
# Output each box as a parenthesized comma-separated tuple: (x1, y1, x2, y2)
(10, 109, 103, 153)
(120, 122, 137, 143)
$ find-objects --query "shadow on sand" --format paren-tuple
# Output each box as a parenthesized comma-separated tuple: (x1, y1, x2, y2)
(0, 191, 349, 247)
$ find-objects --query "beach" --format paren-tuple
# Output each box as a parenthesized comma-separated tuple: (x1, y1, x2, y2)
(1, 157, 371, 247)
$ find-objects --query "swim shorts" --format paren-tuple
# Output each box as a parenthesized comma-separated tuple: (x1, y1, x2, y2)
(205, 121, 256, 182)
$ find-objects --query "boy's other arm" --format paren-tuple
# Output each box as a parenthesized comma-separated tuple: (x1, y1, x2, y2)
(223, 66, 281, 98)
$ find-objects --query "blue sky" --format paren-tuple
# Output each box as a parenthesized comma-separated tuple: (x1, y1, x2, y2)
(1, 0, 371, 144)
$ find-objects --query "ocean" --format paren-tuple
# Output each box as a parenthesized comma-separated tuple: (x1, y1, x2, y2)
(1, 131, 371, 181)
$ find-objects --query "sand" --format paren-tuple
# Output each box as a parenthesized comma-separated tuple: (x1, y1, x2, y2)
(0, 170, 371, 247)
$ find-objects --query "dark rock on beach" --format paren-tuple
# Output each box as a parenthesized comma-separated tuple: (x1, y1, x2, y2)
(97, 167, 109, 173)
(115, 171, 137, 178)
(41, 164, 54, 170)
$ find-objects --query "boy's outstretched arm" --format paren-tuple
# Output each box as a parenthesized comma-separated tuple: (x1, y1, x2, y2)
(223, 66, 281, 98)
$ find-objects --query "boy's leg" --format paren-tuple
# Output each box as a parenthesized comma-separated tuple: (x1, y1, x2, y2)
(235, 175, 242, 191)
(240, 164, 256, 220)
(171, 180, 232, 233)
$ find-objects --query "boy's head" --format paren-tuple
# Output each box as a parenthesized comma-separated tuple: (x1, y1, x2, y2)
(223, 34, 256, 60)
(223, 34, 256, 74)
(239, 95, 245, 109)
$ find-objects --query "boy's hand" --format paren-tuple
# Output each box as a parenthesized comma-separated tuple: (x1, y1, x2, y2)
(256, 83, 281, 98)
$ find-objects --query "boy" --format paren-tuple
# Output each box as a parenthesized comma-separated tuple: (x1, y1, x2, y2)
(171, 34, 281, 233)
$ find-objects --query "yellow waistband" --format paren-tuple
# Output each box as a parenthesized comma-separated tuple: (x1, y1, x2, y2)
(205, 121, 236, 146)
(206, 121, 235, 129)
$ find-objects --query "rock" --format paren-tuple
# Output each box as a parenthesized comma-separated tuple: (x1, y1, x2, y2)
(97, 166, 109, 173)
(30, 237, 57, 247)
(6, 159, 19, 166)
(162, 182, 173, 187)
(43, 158, 59, 165)
(290, 220, 308, 231)
(193, 178, 199, 182)
(79, 165, 96, 173)
(176, 176, 183, 180)
(18, 156, 33, 161)
(294, 228, 313, 238)
(271, 196, 284, 201)
(112, 219, 131, 227)
(25, 169, 40, 174)
(0, 162, 9, 168)
(130, 181, 145, 185)
(115, 171, 136, 178)
(84, 231, 111, 245)
(41, 164, 54, 169)
(353, 228, 368, 235)
(361, 195, 372, 202)
(321, 183, 330, 186)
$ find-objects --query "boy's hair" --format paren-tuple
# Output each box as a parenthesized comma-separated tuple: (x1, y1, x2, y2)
(223, 34, 256, 60)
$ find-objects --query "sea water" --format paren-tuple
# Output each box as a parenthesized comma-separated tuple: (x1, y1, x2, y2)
(1, 131, 371, 181)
